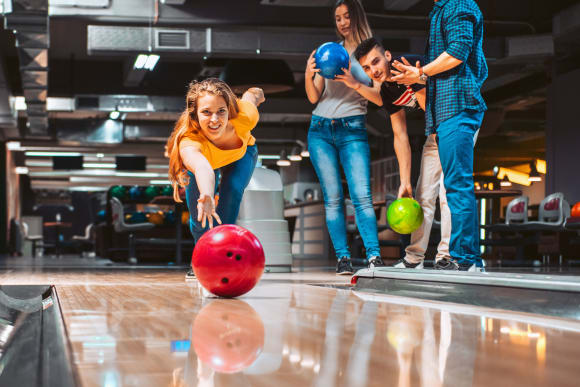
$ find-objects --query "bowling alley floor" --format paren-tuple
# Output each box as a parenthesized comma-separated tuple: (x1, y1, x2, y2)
(1, 266, 580, 386)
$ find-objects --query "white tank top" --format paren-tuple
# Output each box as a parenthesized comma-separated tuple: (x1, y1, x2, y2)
(312, 46, 372, 119)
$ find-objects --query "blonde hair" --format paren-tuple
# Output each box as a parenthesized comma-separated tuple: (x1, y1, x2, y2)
(166, 78, 239, 202)
(333, 0, 372, 45)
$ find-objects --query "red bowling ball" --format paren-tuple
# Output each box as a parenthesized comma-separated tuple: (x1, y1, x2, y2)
(572, 202, 580, 218)
(192, 299, 265, 373)
(192, 224, 265, 298)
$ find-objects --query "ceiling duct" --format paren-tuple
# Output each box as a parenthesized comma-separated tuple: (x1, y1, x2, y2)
(50, 0, 110, 7)
(383, 0, 421, 11)
(87, 25, 335, 56)
(75, 95, 183, 112)
(0, 54, 17, 139)
(4, 0, 50, 138)
(220, 59, 294, 95)
(553, 2, 580, 37)
(506, 35, 554, 59)
(259, 0, 333, 6)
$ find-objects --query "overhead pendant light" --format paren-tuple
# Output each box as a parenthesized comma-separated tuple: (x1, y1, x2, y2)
(133, 54, 160, 71)
(220, 59, 295, 95)
(528, 161, 541, 182)
(500, 175, 512, 187)
(300, 145, 309, 158)
(276, 150, 291, 167)
(288, 147, 302, 161)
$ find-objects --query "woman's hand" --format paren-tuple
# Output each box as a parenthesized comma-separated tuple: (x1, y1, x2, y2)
(197, 194, 222, 229)
(243, 87, 265, 106)
(305, 50, 320, 79)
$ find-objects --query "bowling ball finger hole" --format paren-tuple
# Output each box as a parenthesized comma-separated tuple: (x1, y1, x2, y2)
(221, 277, 229, 284)
(235, 254, 242, 261)
(226, 251, 233, 257)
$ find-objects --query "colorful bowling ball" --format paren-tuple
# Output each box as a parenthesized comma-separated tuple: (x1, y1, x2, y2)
(181, 210, 190, 225)
(161, 185, 173, 197)
(131, 212, 148, 224)
(144, 186, 160, 201)
(164, 210, 176, 225)
(96, 209, 106, 223)
(192, 225, 265, 298)
(314, 42, 350, 79)
(192, 300, 265, 373)
(178, 186, 186, 201)
(110, 185, 127, 200)
(387, 198, 424, 234)
(572, 202, 580, 218)
(129, 185, 143, 200)
(147, 211, 165, 225)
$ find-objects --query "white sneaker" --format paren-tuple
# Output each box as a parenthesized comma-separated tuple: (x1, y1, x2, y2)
(391, 258, 424, 269)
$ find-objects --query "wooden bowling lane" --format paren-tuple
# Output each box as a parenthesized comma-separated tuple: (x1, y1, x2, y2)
(4, 270, 580, 386)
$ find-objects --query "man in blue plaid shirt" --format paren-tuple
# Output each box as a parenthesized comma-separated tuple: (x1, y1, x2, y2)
(391, 0, 487, 272)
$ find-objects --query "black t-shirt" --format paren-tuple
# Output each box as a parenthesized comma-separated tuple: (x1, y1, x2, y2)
(379, 55, 426, 115)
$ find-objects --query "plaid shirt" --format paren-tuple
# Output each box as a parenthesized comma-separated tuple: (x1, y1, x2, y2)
(425, 0, 488, 134)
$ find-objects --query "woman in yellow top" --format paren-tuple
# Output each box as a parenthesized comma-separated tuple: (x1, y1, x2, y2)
(166, 78, 265, 248)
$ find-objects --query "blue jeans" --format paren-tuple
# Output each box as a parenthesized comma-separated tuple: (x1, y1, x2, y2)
(184, 145, 258, 242)
(308, 114, 380, 260)
(436, 110, 484, 266)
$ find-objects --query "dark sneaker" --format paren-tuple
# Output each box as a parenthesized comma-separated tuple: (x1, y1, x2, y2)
(336, 257, 354, 275)
(368, 256, 386, 269)
(185, 268, 196, 280)
(391, 258, 424, 269)
(434, 257, 459, 270)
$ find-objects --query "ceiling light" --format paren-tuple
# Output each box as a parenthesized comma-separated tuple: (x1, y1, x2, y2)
(150, 180, 171, 185)
(15, 167, 29, 175)
(276, 150, 291, 167)
(109, 111, 121, 120)
(133, 54, 148, 69)
(258, 155, 281, 160)
(25, 151, 82, 157)
(6, 141, 21, 150)
(83, 163, 116, 169)
(288, 147, 302, 161)
(144, 54, 160, 71)
(500, 175, 512, 187)
(528, 161, 541, 182)
(68, 186, 108, 192)
(300, 148, 310, 158)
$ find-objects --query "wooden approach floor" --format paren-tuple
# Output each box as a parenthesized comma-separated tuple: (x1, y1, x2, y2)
(1, 269, 580, 387)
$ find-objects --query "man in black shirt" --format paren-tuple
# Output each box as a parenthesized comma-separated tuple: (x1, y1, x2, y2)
(354, 37, 452, 270)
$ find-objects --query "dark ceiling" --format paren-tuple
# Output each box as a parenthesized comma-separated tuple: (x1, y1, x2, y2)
(1, 0, 580, 183)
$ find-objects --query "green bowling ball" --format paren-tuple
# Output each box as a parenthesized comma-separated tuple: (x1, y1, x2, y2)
(110, 185, 127, 200)
(161, 185, 173, 197)
(144, 186, 160, 201)
(387, 198, 424, 234)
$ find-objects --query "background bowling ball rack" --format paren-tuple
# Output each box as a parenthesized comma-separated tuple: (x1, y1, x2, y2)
(105, 185, 185, 228)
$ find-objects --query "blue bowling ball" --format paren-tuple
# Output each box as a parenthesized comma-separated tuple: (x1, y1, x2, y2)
(96, 209, 106, 223)
(129, 185, 143, 200)
(164, 210, 176, 225)
(314, 42, 350, 79)
(131, 212, 148, 224)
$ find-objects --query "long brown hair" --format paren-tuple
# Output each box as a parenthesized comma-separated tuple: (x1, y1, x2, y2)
(333, 0, 372, 45)
(166, 78, 239, 202)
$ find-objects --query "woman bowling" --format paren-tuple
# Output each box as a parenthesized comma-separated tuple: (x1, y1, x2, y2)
(166, 78, 265, 279)
(305, 0, 383, 275)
